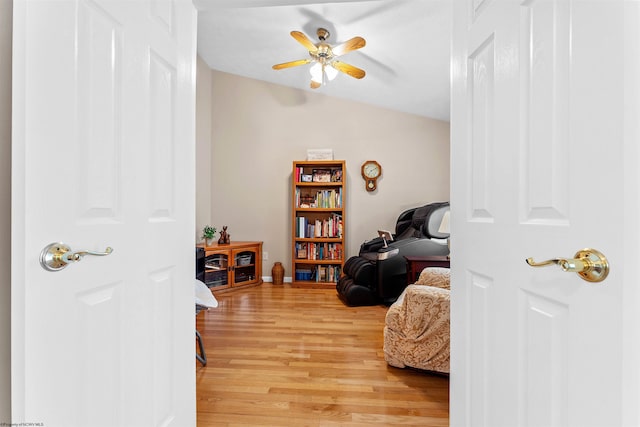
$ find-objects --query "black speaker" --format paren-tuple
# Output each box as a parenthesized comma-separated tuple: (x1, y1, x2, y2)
(196, 246, 205, 281)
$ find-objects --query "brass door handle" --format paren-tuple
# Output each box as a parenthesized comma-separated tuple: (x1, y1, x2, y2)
(40, 242, 113, 272)
(525, 248, 609, 283)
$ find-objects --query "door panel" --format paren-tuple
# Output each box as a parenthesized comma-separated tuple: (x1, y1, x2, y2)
(519, 290, 568, 427)
(12, 1, 197, 425)
(78, 0, 122, 222)
(451, 1, 635, 426)
(149, 51, 176, 219)
(469, 35, 495, 221)
(520, 0, 570, 224)
(76, 282, 123, 426)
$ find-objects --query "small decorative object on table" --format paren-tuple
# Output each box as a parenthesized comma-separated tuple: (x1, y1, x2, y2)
(312, 169, 332, 182)
(218, 225, 231, 245)
(272, 262, 284, 285)
(201, 225, 217, 246)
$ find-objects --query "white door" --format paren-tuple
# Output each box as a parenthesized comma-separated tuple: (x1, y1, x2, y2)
(451, 1, 640, 426)
(11, 1, 196, 426)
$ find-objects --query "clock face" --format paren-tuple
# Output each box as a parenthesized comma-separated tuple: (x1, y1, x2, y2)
(363, 161, 381, 178)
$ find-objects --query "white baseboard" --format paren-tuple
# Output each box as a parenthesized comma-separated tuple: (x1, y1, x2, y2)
(262, 276, 293, 283)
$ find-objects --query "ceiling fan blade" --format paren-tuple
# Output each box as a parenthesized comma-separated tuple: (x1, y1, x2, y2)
(291, 31, 318, 53)
(310, 80, 321, 89)
(331, 61, 366, 79)
(272, 59, 311, 70)
(332, 36, 366, 56)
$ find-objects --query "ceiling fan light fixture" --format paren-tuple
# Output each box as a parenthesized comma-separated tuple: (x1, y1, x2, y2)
(325, 64, 338, 81)
(273, 27, 366, 89)
(310, 62, 323, 84)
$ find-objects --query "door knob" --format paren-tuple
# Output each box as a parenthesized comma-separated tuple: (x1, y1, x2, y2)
(525, 248, 609, 283)
(40, 242, 113, 272)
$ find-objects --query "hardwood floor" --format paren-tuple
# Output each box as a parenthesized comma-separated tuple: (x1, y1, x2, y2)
(196, 283, 449, 426)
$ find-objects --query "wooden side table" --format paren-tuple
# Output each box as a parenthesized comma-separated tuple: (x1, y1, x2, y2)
(405, 255, 450, 284)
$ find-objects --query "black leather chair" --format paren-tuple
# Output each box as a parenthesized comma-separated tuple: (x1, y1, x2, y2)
(337, 202, 450, 306)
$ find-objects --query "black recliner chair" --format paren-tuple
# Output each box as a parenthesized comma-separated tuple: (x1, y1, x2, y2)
(337, 202, 450, 306)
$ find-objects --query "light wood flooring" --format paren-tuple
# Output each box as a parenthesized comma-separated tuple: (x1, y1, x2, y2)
(196, 283, 449, 426)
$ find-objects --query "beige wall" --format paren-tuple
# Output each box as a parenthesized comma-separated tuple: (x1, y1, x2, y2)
(200, 68, 450, 279)
(0, 0, 11, 420)
(196, 56, 213, 242)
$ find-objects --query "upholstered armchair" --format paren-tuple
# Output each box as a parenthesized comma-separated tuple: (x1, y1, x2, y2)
(383, 267, 450, 374)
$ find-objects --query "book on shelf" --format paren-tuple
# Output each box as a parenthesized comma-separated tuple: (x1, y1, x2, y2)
(294, 268, 313, 281)
(295, 242, 343, 260)
(310, 265, 341, 283)
(295, 188, 342, 209)
(317, 266, 327, 281)
(295, 214, 342, 238)
(330, 265, 341, 282)
(296, 243, 307, 259)
(294, 266, 340, 282)
(296, 216, 306, 238)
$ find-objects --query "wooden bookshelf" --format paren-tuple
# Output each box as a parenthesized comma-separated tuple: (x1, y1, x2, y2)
(291, 160, 345, 288)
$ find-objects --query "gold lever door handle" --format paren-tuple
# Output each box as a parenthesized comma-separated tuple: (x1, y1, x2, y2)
(525, 248, 609, 283)
(40, 242, 113, 272)
(65, 247, 113, 262)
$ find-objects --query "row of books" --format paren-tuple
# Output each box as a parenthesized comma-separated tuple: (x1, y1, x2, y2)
(295, 167, 343, 183)
(295, 188, 342, 209)
(294, 265, 342, 283)
(295, 242, 343, 260)
(295, 214, 343, 238)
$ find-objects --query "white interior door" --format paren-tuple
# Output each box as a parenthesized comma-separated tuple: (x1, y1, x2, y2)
(451, 1, 640, 426)
(11, 1, 197, 426)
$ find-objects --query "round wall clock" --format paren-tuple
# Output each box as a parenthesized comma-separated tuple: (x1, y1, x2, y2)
(361, 160, 382, 192)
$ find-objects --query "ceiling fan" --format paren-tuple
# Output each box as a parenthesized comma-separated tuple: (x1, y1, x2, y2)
(272, 28, 366, 89)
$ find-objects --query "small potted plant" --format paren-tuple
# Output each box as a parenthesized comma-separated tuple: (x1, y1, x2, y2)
(201, 225, 217, 246)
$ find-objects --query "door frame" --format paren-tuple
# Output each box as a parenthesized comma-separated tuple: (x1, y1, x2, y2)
(620, 2, 640, 424)
(0, 0, 12, 420)
(5, 0, 640, 424)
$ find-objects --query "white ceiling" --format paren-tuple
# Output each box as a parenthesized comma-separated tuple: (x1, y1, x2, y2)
(194, 0, 452, 121)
